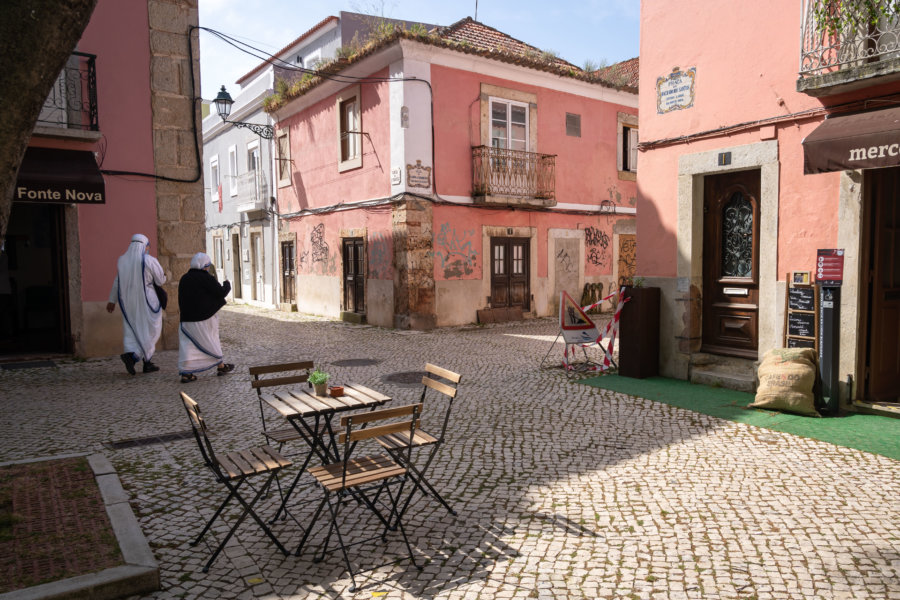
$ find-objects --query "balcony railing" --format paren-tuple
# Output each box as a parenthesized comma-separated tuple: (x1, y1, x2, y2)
(36, 52, 98, 131)
(800, 0, 900, 77)
(235, 169, 270, 212)
(472, 145, 556, 200)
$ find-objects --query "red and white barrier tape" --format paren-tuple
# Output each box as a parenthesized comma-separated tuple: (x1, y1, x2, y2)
(562, 287, 630, 372)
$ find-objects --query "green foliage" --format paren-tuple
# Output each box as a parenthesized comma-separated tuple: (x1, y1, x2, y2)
(408, 23, 428, 36)
(582, 59, 600, 72)
(812, 0, 900, 35)
(309, 368, 330, 385)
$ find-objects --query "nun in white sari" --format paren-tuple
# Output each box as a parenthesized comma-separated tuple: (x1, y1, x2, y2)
(107, 233, 165, 375)
(177, 252, 234, 382)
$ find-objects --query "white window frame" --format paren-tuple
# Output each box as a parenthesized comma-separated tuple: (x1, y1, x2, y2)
(276, 131, 291, 187)
(247, 140, 260, 171)
(209, 156, 219, 204)
(336, 85, 362, 172)
(489, 96, 530, 152)
(228, 145, 238, 196)
(617, 112, 639, 178)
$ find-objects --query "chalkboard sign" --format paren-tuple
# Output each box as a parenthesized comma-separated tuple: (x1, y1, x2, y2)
(788, 312, 815, 337)
(783, 275, 818, 351)
(787, 336, 816, 349)
(788, 287, 815, 311)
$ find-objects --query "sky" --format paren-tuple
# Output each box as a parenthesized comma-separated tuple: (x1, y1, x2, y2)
(197, 0, 640, 100)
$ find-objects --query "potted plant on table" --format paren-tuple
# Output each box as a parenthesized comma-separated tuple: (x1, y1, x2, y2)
(309, 368, 330, 396)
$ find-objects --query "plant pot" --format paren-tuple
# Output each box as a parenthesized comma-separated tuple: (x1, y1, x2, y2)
(619, 286, 660, 379)
(314, 382, 328, 396)
(329, 386, 344, 397)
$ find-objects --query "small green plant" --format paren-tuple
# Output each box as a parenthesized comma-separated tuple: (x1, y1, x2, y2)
(631, 276, 645, 288)
(309, 369, 330, 385)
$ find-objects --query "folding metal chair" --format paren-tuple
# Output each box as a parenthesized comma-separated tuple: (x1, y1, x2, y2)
(181, 391, 293, 572)
(249, 360, 314, 448)
(375, 363, 461, 521)
(296, 402, 424, 592)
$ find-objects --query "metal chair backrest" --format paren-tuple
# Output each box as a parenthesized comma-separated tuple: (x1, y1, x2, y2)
(338, 402, 422, 491)
(181, 391, 221, 476)
(249, 360, 314, 435)
(419, 363, 461, 443)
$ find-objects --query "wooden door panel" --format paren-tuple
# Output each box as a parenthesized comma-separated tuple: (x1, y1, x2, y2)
(490, 238, 530, 310)
(702, 170, 760, 358)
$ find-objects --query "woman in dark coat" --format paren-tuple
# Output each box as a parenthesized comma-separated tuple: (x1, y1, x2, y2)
(177, 252, 234, 383)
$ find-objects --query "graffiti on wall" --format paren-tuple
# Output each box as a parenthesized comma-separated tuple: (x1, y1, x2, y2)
(435, 223, 477, 278)
(311, 223, 329, 264)
(617, 233, 636, 288)
(585, 225, 610, 267)
(556, 247, 576, 274)
(369, 231, 392, 280)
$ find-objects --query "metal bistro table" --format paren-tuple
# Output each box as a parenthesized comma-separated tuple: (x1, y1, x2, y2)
(259, 383, 391, 521)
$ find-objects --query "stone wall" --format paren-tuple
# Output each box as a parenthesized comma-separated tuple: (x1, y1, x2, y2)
(148, 0, 204, 349)
(392, 195, 436, 330)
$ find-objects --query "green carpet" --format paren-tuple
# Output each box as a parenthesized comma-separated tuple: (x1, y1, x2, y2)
(579, 375, 900, 461)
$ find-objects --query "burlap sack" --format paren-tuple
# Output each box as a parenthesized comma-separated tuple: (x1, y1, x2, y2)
(750, 348, 819, 416)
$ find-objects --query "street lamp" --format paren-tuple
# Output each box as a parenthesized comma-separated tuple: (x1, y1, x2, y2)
(213, 85, 274, 139)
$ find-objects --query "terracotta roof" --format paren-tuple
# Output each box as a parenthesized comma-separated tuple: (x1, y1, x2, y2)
(236, 15, 339, 86)
(265, 17, 638, 112)
(437, 17, 578, 70)
(594, 57, 639, 90)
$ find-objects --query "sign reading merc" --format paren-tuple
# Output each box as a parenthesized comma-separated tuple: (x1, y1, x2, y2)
(848, 143, 900, 162)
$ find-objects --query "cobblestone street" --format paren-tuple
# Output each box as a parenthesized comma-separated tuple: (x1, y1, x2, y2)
(2, 305, 899, 599)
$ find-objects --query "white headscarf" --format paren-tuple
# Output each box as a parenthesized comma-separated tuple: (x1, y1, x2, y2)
(190, 252, 212, 270)
(113, 233, 165, 360)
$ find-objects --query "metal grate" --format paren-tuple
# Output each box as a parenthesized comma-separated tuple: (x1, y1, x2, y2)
(382, 371, 428, 387)
(332, 358, 381, 367)
(105, 430, 194, 450)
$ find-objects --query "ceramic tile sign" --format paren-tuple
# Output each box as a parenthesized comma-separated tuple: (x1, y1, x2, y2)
(406, 160, 432, 189)
(656, 67, 696, 114)
(816, 248, 844, 286)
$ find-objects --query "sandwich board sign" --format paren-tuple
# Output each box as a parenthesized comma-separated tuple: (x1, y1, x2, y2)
(559, 290, 600, 344)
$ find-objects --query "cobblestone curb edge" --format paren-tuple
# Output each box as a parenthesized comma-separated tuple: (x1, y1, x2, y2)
(0, 453, 159, 600)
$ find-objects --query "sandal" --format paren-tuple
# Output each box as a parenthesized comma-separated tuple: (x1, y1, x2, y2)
(216, 363, 235, 376)
(180, 373, 197, 383)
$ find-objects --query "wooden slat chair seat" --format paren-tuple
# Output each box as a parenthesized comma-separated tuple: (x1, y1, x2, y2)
(181, 392, 292, 573)
(375, 363, 461, 520)
(296, 403, 424, 592)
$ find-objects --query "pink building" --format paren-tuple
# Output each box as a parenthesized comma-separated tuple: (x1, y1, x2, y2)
(5, 0, 202, 359)
(268, 18, 639, 329)
(638, 1, 900, 408)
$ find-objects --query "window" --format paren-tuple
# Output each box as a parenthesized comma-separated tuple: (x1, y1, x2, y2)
(490, 98, 528, 151)
(214, 237, 224, 272)
(209, 156, 219, 204)
(228, 145, 238, 196)
(276, 132, 291, 186)
(247, 141, 260, 171)
(566, 113, 581, 138)
(616, 112, 638, 178)
(336, 85, 362, 171)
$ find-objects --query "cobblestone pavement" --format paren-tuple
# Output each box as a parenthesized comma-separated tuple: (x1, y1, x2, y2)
(2, 305, 899, 600)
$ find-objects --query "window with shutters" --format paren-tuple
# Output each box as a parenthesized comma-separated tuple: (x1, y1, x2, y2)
(617, 112, 638, 180)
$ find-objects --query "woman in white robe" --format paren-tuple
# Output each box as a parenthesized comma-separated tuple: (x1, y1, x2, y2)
(107, 233, 165, 375)
(177, 252, 233, 383)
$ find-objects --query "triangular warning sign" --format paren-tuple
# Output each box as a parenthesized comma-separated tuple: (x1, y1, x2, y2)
(559, 290, 601, 344)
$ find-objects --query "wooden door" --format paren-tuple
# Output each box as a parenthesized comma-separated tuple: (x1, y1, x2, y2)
(231, 234, 242, 299)
(250, 232, 262, 301)
(865, 167, 900, 401)
(280, 241, 295, 304)
(342, 238, 365, 313)
(702, 170, 760, 358)
(490, 237, 530, 310)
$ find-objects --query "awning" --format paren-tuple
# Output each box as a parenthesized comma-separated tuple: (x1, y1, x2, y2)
(803, 107, 900, 174)
(15, 147, 105, 204)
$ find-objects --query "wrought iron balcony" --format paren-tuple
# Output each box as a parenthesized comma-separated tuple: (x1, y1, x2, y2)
(799, 0, 900, 93)
(37, 52, 98, 131)
(472, 145, 556, 204)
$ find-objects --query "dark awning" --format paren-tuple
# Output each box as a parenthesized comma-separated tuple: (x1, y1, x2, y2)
(15, 147, 105, 204)
(803, 107, 900, 174)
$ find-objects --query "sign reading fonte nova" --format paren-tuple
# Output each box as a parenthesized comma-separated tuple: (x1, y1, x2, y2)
(15, 147, 106, 205)
(656, 67, 696, 114)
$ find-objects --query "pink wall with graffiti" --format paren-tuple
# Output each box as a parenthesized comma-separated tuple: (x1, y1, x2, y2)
(277, 70, 392, 213)
(289, 209, 393, 278)
(430, 64, 637, 209)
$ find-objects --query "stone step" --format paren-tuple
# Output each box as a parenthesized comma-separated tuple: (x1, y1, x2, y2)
(690, 366, 757, 393)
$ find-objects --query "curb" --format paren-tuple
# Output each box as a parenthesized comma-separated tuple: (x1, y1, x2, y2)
(0, 454, 160, 600)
